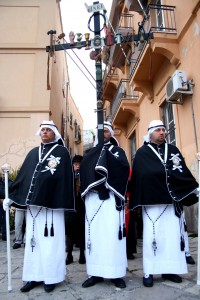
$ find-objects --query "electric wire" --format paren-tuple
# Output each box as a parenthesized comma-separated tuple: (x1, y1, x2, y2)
(51, 9, 135, 103)
(65, 50, 96, 89)
(63, 38, 97, 85)
(54, 35, 97, 90)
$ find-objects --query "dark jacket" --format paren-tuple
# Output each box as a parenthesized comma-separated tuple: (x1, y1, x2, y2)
(129, 142, 198, 210)
(80, 142, 130, 210)
(9, 142, 75, 210)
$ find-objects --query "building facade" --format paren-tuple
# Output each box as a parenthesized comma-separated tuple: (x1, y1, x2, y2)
(0, 0, 83, 170)
(103, 0, 200, 231)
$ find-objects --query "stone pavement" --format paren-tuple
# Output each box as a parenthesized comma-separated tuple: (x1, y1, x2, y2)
(0, 232, 200, 300)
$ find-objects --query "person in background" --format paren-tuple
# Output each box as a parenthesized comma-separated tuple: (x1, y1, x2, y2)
(80, 121, 129, 289)
(13, 208, 26, 249)
(183, 212, 195, 265)
(65, 154, 85, 265)
(4, 120, 75, 293)
(129, 120, 199, 288)
(125, 168, 137, 260)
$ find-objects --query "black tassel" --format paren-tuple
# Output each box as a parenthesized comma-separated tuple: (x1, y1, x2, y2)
(180, 236, 185, 251)
(44, 208, 48, 237)
(123, 223, 126, 237)
(44, 224, 48, 237)
(118, 226, 122, 240)
(50, 224, 54, 236)
(50, 210, 54, 236)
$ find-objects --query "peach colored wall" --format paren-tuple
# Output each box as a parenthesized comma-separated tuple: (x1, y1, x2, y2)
(104, 1, 200, 231)
(0, 0, 83, 170)
(67, 94, 84, 157)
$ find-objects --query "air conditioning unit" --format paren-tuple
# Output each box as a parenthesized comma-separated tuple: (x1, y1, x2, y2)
(166, 70, 188, 104)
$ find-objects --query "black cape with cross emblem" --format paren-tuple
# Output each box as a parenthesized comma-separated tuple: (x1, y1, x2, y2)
(129, 142, 198, 210)
(9, 143, 75, 210)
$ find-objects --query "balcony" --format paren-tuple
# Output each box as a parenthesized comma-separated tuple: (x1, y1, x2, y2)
(102, 66, 119, 101)
(111, 79, 139, 125)
(108, 13, 134, 69)
(103, 66, 119, 84)
(146, 4, 176, 33)
(129, 4, 177, 97)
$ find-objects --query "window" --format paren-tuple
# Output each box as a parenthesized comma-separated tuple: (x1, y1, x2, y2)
(78, 125, 81, 142)
(156, 0, 165, 29)
(74, 121, 81, 143)
(70, 113, 73, 127)
(74, 119, 78, 139)
(161, 102, 176, 145)
(150, 0, 166, 31)
(61, 113, 65, 138)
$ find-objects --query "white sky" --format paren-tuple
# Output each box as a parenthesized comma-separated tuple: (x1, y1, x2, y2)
(60, 0, 112, 131)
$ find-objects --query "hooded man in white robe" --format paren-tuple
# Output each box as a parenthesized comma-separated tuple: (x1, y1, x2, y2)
(80, 121, 129, 289)
(129, 120, 199, 287)
(5, 120, 75, 293)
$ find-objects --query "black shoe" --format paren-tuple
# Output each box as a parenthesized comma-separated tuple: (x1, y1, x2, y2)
(66, 254, 73, 265)
(186, 255, 195, 265)
(82, 276, 104, 288)
(162, 274, 182, 283)
(143, 275, 154, 287)
(13, 243, 21, 249)
(111, 278, 126, 288)
(44, 284, 55, 293)
(127, 254, 135, 260)
(79, 255, 86, 264)
(20, 281, 43, 292)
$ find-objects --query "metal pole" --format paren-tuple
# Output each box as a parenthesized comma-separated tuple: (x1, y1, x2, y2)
(190, 95, 198, 153)
(1, 163, 12, 292)
(197, 153, 200, 285)
(137, 0, 148, 19)
(93, 1, 104, 146)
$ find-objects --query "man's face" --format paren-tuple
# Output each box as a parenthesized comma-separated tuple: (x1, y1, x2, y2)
(40, 127, 55, 143)
(73, 162, 80, 172)
(150, 127, 166, 145)
(104, 128, 111, 143)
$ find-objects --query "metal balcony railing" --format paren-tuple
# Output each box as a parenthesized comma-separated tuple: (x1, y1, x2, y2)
(108, 13, 134, 67)
(111, 79, 139, 118)
(146, 4, 176, 33)
(117, 13, 134, 35)
(102, 66, 118, 83)
(129, 4, 176, 81)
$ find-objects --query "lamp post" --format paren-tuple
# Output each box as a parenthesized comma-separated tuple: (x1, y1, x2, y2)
(92, 3, 104, 146)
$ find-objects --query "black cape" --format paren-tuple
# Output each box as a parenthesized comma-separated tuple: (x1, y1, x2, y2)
(80, 143, 130, 208)
(129, 142, 198, 210)
(9, 142, 75, 210)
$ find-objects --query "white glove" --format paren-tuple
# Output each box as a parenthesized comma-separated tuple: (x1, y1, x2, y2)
(3, 198, 11, 211)
(193, 187, 200, 197)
